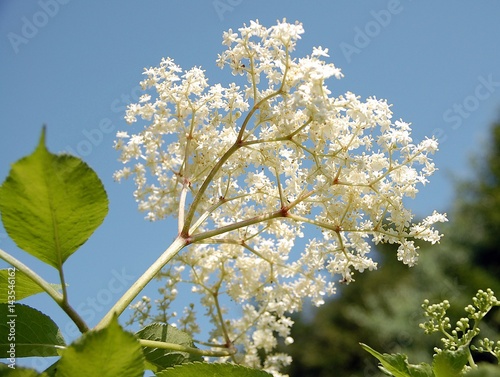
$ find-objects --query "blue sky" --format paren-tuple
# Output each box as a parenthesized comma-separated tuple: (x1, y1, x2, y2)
(1, 0, 500, 368)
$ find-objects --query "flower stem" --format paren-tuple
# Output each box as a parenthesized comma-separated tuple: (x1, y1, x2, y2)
(181, 90, 283, 235)
(189, 210, 285, 244)
(95, 235, 187, 330)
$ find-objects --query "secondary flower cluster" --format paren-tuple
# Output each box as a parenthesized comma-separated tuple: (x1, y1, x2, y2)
(115, 19, 446, 375)
(421, 289, 500, 353)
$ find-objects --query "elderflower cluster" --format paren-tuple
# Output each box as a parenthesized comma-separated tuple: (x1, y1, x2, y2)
(114, 19, 446, 375)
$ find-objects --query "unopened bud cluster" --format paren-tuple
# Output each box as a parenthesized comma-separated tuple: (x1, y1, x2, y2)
(420, 289, 499, 359)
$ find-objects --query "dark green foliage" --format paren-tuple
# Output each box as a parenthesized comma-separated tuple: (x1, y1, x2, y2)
(450, 122, 500, 277)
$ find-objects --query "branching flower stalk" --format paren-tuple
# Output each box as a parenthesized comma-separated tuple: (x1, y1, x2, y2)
(420, 289, 500, 370)
(108, 19, 446, 374)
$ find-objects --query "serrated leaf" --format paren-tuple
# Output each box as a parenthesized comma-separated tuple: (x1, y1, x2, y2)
(0, 269, 61, 303)
(136, 323, 202, 371)
(360, 343, 434, 377)
(55, 316, 144, 377)
(0, 127, 108, 269)
(0, 364, 49, 376)
(361, 343, 412, 377)
(0, 303, 65, 357)
(433, 347, 468, 377)
(155, 362, 273, 377)
(407, 363, 435, 377)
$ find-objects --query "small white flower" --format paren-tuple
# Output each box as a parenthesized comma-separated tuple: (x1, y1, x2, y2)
(117, 19, 445, 375)
(312, 46, 330, 57)
(116, 131, 129, 138)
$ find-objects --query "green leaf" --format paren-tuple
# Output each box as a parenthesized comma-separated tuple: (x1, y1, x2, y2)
(0, 269, 61, 303)
(136, 323, 202, 371)
(0, 364, 49, 376)
(360, 343, 434, 377)
(0, 303, 65, 357)
(0, 127, 108, 269)
(155, 362, 273, 377)
(408, 364, 435, 377)
(433, 348, 468, 377)
(55, 316, 144, 377)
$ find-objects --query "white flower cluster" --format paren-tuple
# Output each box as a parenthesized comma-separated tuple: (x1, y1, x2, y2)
(114, 19, 446, 375)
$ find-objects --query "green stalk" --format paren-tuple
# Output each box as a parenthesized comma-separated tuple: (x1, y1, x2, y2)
(188, 210, 285, 244)
(139, 339, 235, 357)
(0, 248, 89, 333)
(95, 235, 187, 330)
